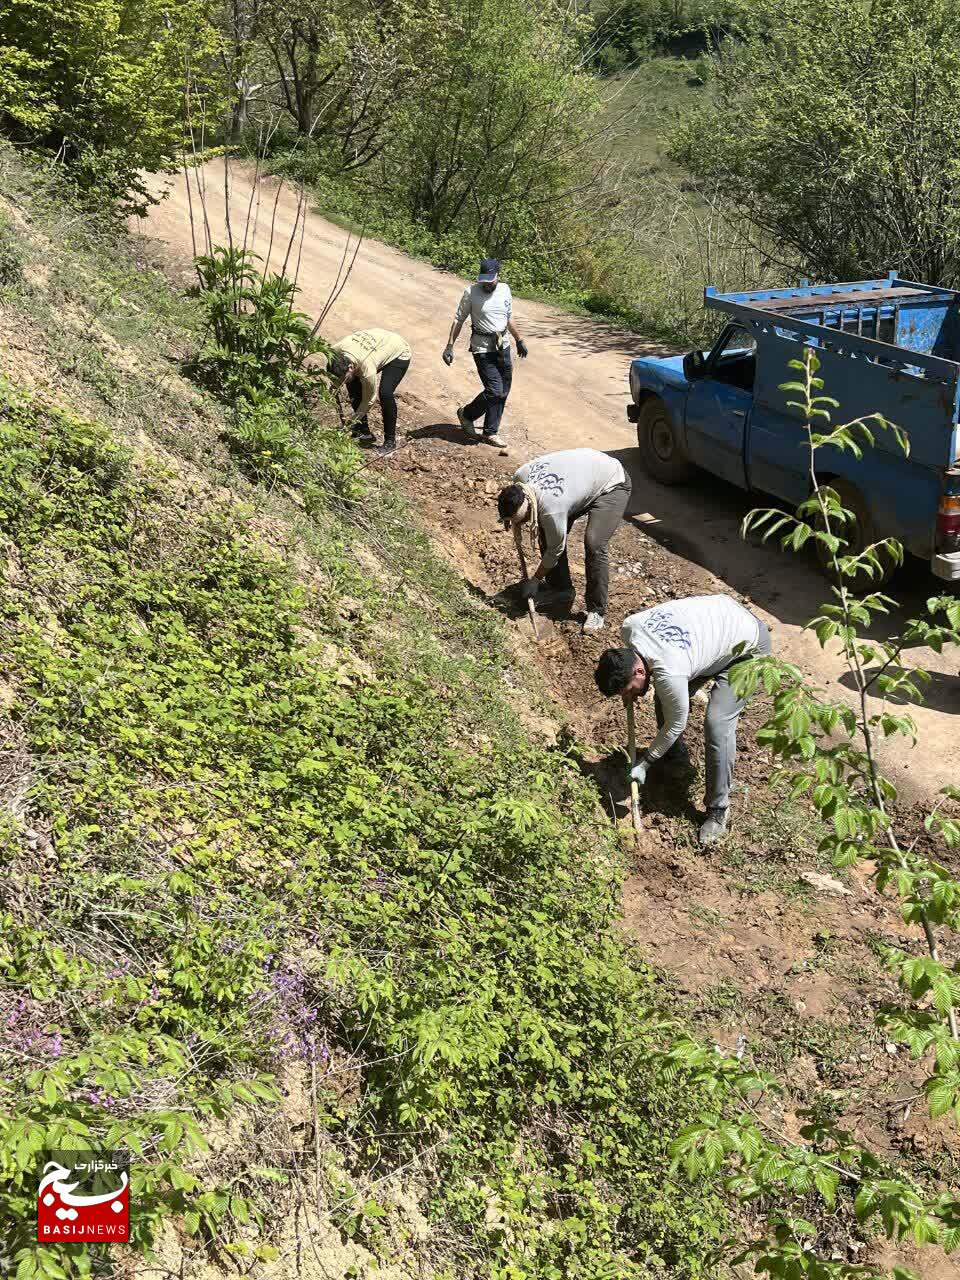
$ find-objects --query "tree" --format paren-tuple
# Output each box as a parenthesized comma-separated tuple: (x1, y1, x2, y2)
(388, 0, 603, 257)
(0, 0, 220, 209)
(261, 0, 429, 165)
(672, 0, 960, 284)
(219, 0, 270, 141)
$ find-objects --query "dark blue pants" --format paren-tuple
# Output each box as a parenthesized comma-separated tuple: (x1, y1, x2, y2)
(464, 349, 513, 436)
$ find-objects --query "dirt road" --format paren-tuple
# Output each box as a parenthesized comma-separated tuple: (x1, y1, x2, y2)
(137, 164, 960, 803)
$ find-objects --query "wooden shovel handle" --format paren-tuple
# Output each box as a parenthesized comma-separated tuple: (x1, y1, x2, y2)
(625, 700, 642, 845)
(513, 526, 539, 640)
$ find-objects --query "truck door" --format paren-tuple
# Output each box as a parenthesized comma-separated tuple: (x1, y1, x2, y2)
(684, 323, 754, 488)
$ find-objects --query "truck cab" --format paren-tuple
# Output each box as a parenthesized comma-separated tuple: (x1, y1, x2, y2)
(626, 273, 960, 582)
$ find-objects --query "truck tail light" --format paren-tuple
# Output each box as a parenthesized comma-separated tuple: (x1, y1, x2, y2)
(937, 473, 960, 549)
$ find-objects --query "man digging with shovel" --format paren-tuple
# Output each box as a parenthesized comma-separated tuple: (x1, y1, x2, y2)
(496, 448, 631, 634)
(593, 593, 771, 845)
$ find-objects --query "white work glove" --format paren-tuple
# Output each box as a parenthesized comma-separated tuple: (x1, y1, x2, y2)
(442, 345, 454, 366)
(630, 759, 648, 786)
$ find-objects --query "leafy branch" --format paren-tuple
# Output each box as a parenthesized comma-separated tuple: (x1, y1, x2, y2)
(671, 346, 960, 1277)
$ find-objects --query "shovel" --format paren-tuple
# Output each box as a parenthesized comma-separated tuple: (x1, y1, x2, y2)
(512, 526, 540, 640)
(625, 699, 643, 846)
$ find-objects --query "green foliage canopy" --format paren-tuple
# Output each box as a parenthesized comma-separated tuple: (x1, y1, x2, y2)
(392, 0, 600, 252)
(673, 0, 960, 284)
(0, 0, 219, 208)
(262, 0, 606, 272)
(588, 0, 748, 72)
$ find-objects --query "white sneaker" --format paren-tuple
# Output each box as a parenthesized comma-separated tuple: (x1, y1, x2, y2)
(484, 432, 507, 447)
(457, 406, 479, 437)
(582, 612, 605, 633)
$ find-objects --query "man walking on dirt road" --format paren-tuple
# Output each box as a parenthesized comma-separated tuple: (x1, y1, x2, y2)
(443, 258, 528, 447)
(497, 447, 631, 634)
(593, 594, 772, 845)
(329, 328, 412, 456)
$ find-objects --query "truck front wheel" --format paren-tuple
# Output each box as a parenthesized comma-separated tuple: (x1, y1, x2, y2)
(637, 397, 693, 485)
(812, 478, 896, 587)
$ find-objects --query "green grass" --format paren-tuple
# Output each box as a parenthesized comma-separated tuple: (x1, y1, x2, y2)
(597, 57, 710, 169)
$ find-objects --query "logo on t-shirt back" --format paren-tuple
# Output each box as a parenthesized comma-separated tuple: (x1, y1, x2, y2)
(525, 461, 565, 496)
(644, 608, 692, 649)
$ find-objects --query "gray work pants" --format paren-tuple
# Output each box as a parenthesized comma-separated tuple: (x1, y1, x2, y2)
(540, 478, 632, 615)
(654, 618, 772, 810)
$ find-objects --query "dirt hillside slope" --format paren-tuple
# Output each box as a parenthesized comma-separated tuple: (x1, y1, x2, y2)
(137, 170, 960, 1276)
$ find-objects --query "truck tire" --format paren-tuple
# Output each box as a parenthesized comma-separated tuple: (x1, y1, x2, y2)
(812, 478, 896, 587)
(636, 397, 693, 485)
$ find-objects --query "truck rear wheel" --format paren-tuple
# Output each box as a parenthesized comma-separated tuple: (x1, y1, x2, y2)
(636, 397, 693, 485)
(812, 478, 896, 587)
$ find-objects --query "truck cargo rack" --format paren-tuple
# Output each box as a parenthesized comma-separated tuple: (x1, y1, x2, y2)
(704, 272, 960, 384)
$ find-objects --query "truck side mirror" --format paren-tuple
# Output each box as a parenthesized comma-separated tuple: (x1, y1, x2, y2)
(683, 350, 706, 380)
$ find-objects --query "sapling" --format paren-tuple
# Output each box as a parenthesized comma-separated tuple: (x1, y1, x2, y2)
(668, 346, 960, 1278)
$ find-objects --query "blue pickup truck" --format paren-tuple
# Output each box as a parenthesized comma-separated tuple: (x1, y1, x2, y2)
(626, 273, 960, 581)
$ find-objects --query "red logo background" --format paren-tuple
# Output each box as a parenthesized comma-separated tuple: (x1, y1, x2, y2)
(37, 1159, 130, 1243)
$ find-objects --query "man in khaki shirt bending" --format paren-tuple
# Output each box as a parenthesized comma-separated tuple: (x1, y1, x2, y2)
(329, 329, 412, 456)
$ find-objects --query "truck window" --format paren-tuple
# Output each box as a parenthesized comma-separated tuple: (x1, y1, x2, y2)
(709, 324, 757, 392)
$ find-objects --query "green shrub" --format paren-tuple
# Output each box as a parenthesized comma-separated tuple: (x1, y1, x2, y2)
(223, 392, 364, 506)
(186, 244, 363, 508)
(225, 394, 305, 479)
(189, 246, 330, 404)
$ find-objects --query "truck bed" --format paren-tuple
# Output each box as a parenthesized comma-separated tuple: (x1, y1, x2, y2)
(704, 274, 960, 473)
(707, 274, 960, 372)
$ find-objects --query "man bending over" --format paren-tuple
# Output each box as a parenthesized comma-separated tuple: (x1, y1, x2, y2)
(594, 593, 771, 844)
(497, 448, 631, 634)
(329, 328, 412, 457)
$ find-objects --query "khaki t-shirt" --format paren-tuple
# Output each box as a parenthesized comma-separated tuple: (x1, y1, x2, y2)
(332, 329, 411, 420)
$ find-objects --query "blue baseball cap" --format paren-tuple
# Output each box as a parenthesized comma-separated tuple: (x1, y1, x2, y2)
(478, 258, 500, 282)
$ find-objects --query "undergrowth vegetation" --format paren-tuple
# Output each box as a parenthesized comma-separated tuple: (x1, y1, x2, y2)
(0, 382, 720, 1280)
(0, 149, 725, 1277)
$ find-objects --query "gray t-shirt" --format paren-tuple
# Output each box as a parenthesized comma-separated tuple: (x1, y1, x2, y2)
(622, 595, 761, 760)
(452, 282, 513, 352)
(515, 449, 627, 570)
